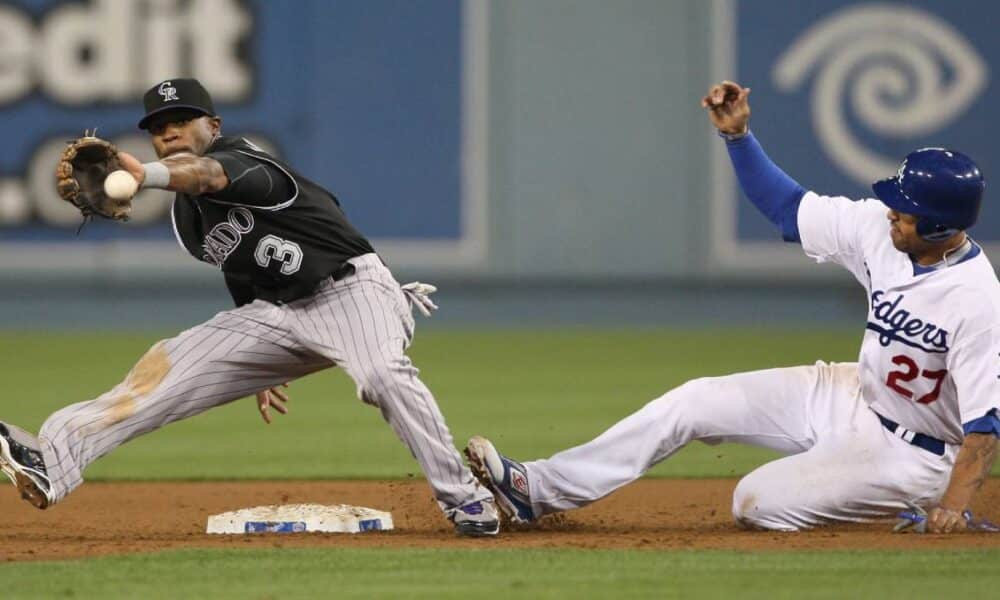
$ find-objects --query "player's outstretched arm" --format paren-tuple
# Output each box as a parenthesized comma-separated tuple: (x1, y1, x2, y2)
(929, 433, 998, 533)
(118, 150, 229, 196)
(702, 80, 805, 243)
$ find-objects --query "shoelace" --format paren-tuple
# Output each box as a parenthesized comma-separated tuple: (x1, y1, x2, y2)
(460, 502, 484, 515)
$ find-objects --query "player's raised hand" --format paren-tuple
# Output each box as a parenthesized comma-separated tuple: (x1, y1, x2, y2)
(256, 383, 291, 425)
(701, 80, 751, 135)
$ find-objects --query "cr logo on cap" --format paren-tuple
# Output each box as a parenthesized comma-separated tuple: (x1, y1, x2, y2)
(158, 81, 179, 102)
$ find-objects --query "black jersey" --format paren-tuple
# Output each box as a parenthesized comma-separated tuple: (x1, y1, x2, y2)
(171, 136, 375, 305)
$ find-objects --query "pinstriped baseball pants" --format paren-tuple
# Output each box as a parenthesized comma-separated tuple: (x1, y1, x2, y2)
(37, 254, 490, 514)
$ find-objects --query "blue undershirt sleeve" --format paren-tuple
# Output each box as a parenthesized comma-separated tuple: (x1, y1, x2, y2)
(724, 132, 807, 243)
(963, 408, 1000, 438)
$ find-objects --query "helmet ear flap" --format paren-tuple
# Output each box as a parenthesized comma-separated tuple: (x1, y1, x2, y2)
(917, 218, 960, 242)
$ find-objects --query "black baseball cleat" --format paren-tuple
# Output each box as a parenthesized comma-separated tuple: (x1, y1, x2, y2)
(450, 499, 500, 537)
(0, 422, 54, 509)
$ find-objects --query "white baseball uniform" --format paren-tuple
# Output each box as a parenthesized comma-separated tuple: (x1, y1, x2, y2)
(518, 192, 1000, 529)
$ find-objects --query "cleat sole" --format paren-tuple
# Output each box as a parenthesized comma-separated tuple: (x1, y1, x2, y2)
(0, 435, 50, 510)
(454, 519, 500, 537)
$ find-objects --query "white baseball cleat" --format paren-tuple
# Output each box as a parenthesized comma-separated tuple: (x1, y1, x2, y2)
(465, 436, 536, 524)
(450, 498, 500, 537)
(0, 422, 54, 509)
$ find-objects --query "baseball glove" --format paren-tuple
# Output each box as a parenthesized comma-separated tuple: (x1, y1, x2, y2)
(55, 135, 130, 221)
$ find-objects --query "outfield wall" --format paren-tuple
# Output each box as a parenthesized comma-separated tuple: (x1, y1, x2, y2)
(1, 0, 995, 324)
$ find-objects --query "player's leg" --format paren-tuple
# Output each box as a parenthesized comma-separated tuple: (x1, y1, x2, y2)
(487, 362, 857, 519)
(34, 302, 328, 505)
(290, 256, 493, 519)
(731, 404, 953, 530)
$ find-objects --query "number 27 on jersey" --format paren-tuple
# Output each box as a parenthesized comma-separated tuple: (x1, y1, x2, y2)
(885, 354, 947, 405)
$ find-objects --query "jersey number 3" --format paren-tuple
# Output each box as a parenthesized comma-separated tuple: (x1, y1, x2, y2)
(885, 354, 947, 405)
(254, 235, 303, 275)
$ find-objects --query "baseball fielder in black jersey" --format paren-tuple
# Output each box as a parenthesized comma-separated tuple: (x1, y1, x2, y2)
(0, 78, 499, 537)
(171, 134, 374, 306)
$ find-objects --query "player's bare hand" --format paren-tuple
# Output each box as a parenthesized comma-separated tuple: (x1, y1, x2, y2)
(117, 151, 146, 187)
(927, 506, 967, 533)
(701, 80, 751, 135)
(256, 383, 291, 425)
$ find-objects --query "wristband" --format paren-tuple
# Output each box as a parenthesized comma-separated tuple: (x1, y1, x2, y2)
(140, 161, 171, 189)
(717, 128, 750, 142)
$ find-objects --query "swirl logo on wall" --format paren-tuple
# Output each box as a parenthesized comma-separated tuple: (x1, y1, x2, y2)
(772, 4, 988, 186)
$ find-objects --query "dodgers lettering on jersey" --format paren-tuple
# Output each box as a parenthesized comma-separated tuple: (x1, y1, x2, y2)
(866, 290, 949, 354)
(170, 136, 375, 304)
(797, 193, 1000, 444)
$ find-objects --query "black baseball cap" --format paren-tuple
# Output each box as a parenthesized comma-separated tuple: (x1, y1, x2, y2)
(138, 78, 216, 130)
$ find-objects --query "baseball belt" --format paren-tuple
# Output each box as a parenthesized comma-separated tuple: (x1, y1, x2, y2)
(251, 261, 357, 305)
(874, 411, 946, 456)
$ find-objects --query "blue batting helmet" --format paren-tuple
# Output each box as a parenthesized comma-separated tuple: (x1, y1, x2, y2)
(872, 148, 984, 242)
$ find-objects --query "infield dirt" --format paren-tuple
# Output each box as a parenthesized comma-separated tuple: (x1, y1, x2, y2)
(3, 479, 1000, 561)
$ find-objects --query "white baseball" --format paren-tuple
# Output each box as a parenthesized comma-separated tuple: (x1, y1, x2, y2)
(104, 170, 139, 200)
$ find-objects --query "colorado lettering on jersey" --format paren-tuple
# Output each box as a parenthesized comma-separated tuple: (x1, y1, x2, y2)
(866, 290, 950, 353)
(202, 207, 255, 267)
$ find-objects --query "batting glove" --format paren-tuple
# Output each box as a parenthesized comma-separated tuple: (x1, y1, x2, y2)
(401, 281, 439, 317)
(893, 501, 1000, 533)
(893, 502, 928, 533)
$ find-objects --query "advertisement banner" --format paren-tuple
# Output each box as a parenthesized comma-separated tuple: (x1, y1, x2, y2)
(711, 0, 998, 272)
(0, 0, 486, 275)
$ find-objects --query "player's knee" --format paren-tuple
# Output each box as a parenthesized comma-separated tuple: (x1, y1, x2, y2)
(650, 377, 719, 435)
(351, 357, 413, 406)
(352, 366, 390, 406)
(731, 475, 800, 532)
(669, 377, 719, 407)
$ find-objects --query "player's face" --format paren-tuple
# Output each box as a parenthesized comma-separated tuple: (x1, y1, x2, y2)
(148, 111, 221, 158)
(887, 209, 926, 254)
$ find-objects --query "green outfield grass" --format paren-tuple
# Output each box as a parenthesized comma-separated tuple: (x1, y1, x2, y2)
(3, 547, 999, 599)
(5, 329, 998, 598)
(0, 329, 870, 480)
